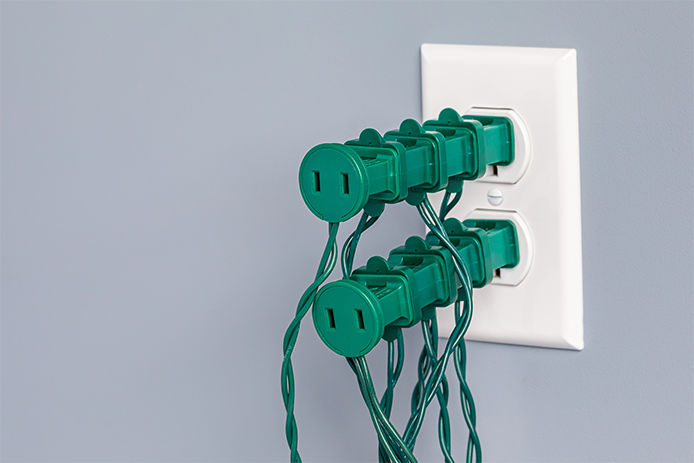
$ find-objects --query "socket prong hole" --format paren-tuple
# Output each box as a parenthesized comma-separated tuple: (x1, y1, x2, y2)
(327, 308, 335, 329)
(356, 309, 365, 330)
(313, 171, 321, 192)
(342, 173, 349, 195)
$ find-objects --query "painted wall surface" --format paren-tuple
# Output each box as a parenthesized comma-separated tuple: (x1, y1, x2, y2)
(2, 2, 692, 462)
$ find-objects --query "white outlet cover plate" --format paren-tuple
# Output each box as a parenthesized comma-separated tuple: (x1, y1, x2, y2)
(421, 44, 584, 350)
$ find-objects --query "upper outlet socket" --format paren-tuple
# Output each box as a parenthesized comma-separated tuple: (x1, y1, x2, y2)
(467, 107, 531, 184)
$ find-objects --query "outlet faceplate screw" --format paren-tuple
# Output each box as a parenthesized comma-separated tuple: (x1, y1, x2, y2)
(487, 188, 503, 206)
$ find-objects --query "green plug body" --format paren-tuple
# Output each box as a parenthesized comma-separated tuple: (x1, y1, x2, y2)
(298, 108, 514, 222)
(313, 219, 520, 357)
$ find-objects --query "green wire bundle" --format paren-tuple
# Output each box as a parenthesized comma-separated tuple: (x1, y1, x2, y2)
(281, 192, 481, 463)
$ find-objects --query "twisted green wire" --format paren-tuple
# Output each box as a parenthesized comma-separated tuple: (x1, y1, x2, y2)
(281, 223, 339, 463)
(377, 330, 405, 463)
(348, 356, 417, 462)
(422, 318, 454, 462)
(424, 196, 481, 462)
(400, 196, 480, 462)
(404, 202, 463, 447)
(340, 213, 412, 462)
(427, 197, 480, 463)
(405, 189, 463, 462)
(439, 190, 462, 220)
(347, 357, 401, 461)
(453, 301, 480, 463)
(409, 319, 453, 462)
(341, 213, 378, 278)
(438, 191, 481, 462)
(423, 197, 480, 461)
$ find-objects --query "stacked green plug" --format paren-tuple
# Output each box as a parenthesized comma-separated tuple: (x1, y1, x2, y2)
(298, 108, 514, 222)
(313, 218, 520, 357)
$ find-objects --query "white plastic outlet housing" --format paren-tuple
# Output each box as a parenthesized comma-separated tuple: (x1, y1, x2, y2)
(422, 44, 584, 350)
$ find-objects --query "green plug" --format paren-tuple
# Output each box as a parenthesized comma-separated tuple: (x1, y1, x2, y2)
(312, 258, 416, 357)
(298, 130, 407, 222)
(298, 144, 370, 223)
(429, 218, 520, 287)
(423, 108, 515, 180)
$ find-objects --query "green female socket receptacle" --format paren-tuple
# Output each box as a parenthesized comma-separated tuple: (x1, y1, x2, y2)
(312, 280, 388, 358)
(298, 144, 370, 223)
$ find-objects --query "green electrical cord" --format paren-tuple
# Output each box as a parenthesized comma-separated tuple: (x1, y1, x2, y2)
(426, 320, 453, 458)
(341, 212, 379, 277)
(438, 191, 481, 463)
(453, 299, 480, 463)
(281, 223, 339, 463)
(378, 330, 405, 462)
(439, 190, 462, 219)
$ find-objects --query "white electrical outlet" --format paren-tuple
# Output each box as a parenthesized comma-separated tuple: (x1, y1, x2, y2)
(421, 44, 583, 350)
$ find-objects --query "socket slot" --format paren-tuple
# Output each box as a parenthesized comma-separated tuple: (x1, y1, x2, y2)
(313, 171, 321, 192)
(327, 308, 336, 329)
(342, 173, 350, 195)
(356, 309, 365, 330)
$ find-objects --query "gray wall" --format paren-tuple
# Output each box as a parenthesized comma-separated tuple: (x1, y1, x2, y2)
(2, 1, 692, 462)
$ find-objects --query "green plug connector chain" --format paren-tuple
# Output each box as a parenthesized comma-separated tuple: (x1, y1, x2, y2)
(283, 108, 518, 463)
(313, 218, 519, 357)
(298, 109, 514, 222)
